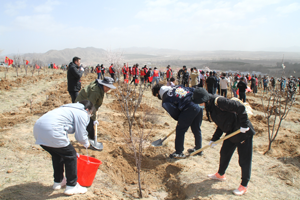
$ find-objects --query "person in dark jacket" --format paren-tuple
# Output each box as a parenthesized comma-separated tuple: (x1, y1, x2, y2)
(152, 83, 203, 158)
(192, 88, 255, 196)
(237, 78, 247, 102)
(206, 72, 216, 94)
(67, 57, 84, 103)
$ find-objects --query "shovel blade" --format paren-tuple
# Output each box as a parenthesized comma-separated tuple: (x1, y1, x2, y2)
(151, 139, 163, 147)
(89, 139, 103, 151)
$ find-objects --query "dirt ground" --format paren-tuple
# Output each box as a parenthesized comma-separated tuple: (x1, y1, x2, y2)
(0, 71, 300, 199)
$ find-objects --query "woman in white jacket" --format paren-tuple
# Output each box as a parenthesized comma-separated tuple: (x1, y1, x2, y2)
(33, 100, 94, 195)
(219, 73, 230, 98)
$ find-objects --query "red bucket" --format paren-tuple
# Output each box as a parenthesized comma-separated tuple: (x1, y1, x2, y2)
(77, 155, 102, 187)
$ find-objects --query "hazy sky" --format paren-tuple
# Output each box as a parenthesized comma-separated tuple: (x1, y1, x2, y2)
(1, 0, 300, 54)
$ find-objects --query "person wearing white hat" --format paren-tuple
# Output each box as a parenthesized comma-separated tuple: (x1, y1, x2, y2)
(75, 77, 116, 140)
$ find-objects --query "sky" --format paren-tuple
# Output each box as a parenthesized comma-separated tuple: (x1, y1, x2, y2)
(0, 0, 300, 55)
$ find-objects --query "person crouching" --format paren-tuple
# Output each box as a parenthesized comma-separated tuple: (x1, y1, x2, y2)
(192, 88, 255, 196)
(33, 100, 95, 195)
(152, 84, 203, 158)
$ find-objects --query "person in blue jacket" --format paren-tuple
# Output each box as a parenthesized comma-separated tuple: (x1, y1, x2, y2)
(152, 83, 203, 158)
(33, 100, 95, 196)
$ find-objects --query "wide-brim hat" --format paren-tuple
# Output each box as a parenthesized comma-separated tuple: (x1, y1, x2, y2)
(97, 77, 116, 89)
(192, 88, 212, 104)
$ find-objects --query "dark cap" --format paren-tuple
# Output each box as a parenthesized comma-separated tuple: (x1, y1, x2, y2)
(192, 88, 212, 104)
(97, 77, 116, 89)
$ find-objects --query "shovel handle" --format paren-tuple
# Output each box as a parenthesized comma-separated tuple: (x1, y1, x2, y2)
(161, 129, 176, 142)
(189, 129, 241, 157)
(94, 124, 97, 142)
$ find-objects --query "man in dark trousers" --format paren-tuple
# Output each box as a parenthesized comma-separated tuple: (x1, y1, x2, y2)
(237, 77, 247, 102)
(109, 63, 115, 81)
(206, 71, 216, 94)
(152, 84, 203, 158)
(192, 88, 255, 196)
(67, 56, 84, 103)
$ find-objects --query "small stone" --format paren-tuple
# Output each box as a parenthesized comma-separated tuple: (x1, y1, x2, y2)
(7, 169, 13, 173)
(164, 122, 169, 126)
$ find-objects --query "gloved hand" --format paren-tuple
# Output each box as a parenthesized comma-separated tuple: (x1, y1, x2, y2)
(83, 141, 90, 149)
(209, 141, 217, 148)
(240, 127, 250, 133)
(93, 120, 99, 125)
(80, 67, 84, 72)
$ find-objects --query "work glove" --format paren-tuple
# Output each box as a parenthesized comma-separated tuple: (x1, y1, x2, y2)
(240, 127, 250, 133)
(80, 67, 84, 72)
(83, 141, 90, 149)
(209, 141, 217, 148)
(93, 120, 99, 125)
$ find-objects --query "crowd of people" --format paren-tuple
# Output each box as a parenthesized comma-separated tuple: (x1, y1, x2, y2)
(34, 57, 299, 197)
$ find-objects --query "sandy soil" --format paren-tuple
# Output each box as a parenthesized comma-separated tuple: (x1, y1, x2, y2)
(0, 73, 300, 199)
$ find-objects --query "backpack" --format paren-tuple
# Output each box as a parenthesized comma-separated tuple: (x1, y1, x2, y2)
(214, 96, 253, 118)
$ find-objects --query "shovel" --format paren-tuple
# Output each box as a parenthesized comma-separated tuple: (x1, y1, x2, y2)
(184, 129, 241, 159)
(151, 129, 176, 147)
(89, 123, 103, 151)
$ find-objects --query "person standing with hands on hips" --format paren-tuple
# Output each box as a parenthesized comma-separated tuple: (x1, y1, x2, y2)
(192, 88, 255, 196)
(67, 57, 84, 103)
(33, 100, 95, 196)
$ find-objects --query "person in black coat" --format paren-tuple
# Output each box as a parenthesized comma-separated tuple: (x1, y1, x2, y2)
(206, 71, 216, 94)
(192, 88, 255, 196)
(237, 78, 247, 102)
(67, 57, 84, 103)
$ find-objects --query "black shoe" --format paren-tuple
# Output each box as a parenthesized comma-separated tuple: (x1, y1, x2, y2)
(187, 148, 203, 156)
(169, 152, 186, 159)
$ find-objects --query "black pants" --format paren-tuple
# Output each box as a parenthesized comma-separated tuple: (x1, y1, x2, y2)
(41, 144, 77, 186)
(207, 86, 214, 94)
(110, 73, 115, 81)
(101, 71, 105, 79)
(69, 91, 79, 103)
(175, 104, 203, 153)
(123, 74, 126, 80)
(218, 135, 253, 187)
(239, 92, 246, 102)
(86, 117, 95, 140)
(221, 89, 227, 98)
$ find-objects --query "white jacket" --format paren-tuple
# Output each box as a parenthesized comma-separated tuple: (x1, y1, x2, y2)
(219, 77, 230, 89)
(33, 103, 90, 148)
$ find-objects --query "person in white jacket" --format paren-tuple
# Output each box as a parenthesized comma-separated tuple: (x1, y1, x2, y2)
(33, 100, 94, 196)
(219, 73, 230, 98)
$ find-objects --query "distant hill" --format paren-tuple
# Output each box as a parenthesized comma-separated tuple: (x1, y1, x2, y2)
(23, 47, 106, 65)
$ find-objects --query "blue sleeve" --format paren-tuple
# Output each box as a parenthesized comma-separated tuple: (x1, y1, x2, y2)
(162, 102, 180, 121)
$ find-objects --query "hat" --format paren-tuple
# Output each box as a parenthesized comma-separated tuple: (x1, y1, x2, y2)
(192, 88, 212, 104)
(97, 77, 116, 89)
(167, 65, 170, 68)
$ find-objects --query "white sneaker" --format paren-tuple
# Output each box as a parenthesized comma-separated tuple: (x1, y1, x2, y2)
(64, 183, 87, 196)
(53, 177, 66, 190)
(233, 185, 248, 196)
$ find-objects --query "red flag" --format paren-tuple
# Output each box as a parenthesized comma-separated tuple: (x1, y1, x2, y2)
(35, 64, 40, 69)
(8, 59, 13, 65)
(5, 57, 9, 63)
(26, 60, 29, 65)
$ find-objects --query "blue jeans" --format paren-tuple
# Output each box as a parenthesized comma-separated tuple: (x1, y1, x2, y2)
(97, 73, 101, 79)
(232, 88, 237, 97)
(175, 104, 203, 153)
(152, 77, 160, 85)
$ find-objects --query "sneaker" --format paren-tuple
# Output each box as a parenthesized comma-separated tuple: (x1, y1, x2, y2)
(208, 172, 226, 181)
(169, 152, 186, 159)
(233, 185, 248, 196)
(187, 148, 203, 156)
(53, 177, 66, 190)
(64, 183, 87, 196)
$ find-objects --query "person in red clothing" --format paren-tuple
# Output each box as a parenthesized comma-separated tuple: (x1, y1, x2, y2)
(100, 64, 105, 80)
(166, 65, 173, 82)
(130, 64, 137, 85)
(96, 64, 101, 79)
(122, 63, 128, 80)
(109, 63, 115, 82)
(140, 65, 147, 84)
